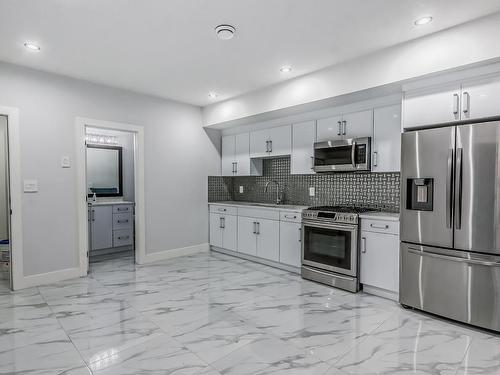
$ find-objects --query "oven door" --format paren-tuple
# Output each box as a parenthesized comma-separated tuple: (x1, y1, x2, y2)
(301, 220, 358, 276)
(313, 138, 370, 172)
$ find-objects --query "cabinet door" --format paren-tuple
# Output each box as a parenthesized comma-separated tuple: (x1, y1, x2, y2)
(91, 205, 113, 250)
(234, 133, 250, 176)
(256, 219, 280, 262)
(372, 105, 401, 172)
(343, 110, 373, 139)
(291, 121, 316, 174)
(222, 214, 238, 251)
(316, 115, 343, 141)
(237, 216, 257, 256)
(403, 83, 461, 129)
(279, 221, 302, 267)
(268, 125, 291, 157)
(221, 135, 235, 176)
(209, 213, 223, 248)
(360, 230, 399, 293)
(249, 129, 269, 158)
(461, 75, 500, 121)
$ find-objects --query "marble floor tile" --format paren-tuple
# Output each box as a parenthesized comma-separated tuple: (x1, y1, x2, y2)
(0, 251, 499, 374)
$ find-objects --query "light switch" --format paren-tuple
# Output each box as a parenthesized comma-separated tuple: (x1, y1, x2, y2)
(309, 187, 315, 197)
(24, 180, 38, 193)
(61, 156, 71, 168)
(239, 186, 244, 194)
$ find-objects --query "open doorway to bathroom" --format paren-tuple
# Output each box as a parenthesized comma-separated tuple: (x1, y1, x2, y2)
(0, 116, 11, 291)
(85, 127, 136, 266)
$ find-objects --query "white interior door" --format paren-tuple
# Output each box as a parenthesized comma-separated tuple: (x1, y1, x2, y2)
(0, 116, 8, 241)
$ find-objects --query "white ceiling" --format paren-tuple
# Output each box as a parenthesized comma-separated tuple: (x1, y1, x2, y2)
(1, 0, 500, 106)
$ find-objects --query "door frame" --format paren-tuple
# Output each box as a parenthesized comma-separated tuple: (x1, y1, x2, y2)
(75, 117, 145, 275)
(0, 105, 22, 290)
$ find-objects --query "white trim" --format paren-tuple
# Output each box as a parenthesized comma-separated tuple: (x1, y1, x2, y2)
(0, 106, 23, 290)
(362, 285, 399, 302)
(19, 267, 81, 289)
(75, 117, 146, 275)
(142, 243, 209, 264)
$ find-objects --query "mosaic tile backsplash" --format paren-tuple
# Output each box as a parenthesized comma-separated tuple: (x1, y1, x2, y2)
(208, 157, 400, 212)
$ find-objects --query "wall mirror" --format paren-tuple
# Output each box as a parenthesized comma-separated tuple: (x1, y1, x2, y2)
(86, 145, 123, 197)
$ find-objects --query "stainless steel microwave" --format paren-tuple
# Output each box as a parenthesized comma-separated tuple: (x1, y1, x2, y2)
(313, 137, 371, 172)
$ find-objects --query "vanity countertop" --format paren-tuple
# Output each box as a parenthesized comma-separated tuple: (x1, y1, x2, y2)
(89, 200, 134, 206)
(209, 201, 308, 212)
(359, 211, 400, 221)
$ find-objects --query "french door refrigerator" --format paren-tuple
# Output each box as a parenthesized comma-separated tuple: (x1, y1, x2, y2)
(400, 120, 500, 332)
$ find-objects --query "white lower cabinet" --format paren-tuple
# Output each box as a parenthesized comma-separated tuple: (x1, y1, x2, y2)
(360, 217, 400, 300)
(279, 221, 302, 267)
(256, 219, 280, 262)
(237, 216, 258, 256)
(209, 213, 223, 248)
(210, 213, 237, 251)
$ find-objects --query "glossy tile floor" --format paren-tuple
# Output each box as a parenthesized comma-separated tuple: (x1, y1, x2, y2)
(1, 252, 499, 374)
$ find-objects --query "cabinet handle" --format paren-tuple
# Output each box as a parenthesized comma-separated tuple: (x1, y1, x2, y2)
(265, 140, 270, 153)
(118, 235, 130, 240)
(284, 214, 297, 219)
(217, 208, 227, 212)
(298, 227, 302, 242)
(373, 151, 378, 167)
(310, 156, 315, 170)
(221, 217, 225, 229)
(253, 221, 257, 234)
(361, 237, 366, 253)
(256, 222, 260, 235)
(337, 121, 341, 136)
(269, 140, 272, 153)
(342, 120, 347, 135)
(234, 162, 238, 174)
(370, 223, 389, 229)
(117, 207, 129, 212)
(453, 93, 459, 115)
(220, 217, 224, 229)
(462, 91, 470, 114)
(117, 219, 129, 223)
(91, 209, 95, 222)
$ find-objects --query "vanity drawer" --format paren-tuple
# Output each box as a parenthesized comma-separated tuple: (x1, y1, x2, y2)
(113, 229, 133, 247)
(209, 204, 237, 216)
(280, 211, 302, 223)
(361, 219, 399, 235)
(113, 204, 134, 214)
(113, 212, 133, 230)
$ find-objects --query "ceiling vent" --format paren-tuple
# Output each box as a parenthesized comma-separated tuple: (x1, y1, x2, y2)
(215, 24, 236, 40)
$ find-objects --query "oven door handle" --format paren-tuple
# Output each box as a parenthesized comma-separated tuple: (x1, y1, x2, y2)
(302, 220, 358, 232)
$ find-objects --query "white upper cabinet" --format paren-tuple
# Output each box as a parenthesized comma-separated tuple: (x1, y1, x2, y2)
(222, 133, 261, 176)
(403, 83, 461, 129)
(342, 109, 373, 139)
(250, 125, 291, 158)
(316, 110, 372, 141)
(461, 75, 500, 121)
(372, 105, 401, 173)
(291, 120, 316, 175)
(316, 115, 342, 142)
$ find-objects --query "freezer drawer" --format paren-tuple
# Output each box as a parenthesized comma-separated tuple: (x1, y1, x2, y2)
(400, 242, 500, 332)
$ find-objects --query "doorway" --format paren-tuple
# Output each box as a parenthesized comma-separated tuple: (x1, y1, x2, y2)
(75, 117, 145, 276)
(0, 116, 10, 290)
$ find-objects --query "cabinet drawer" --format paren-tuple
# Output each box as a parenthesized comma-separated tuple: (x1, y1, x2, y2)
(113, 229, 133, 247)
(113, 204, 134, 214)
(113, 212, 133, 230)
(209, 205, 238, 216)
(279, 211, 302, 223)
(361, 219, 399, 235)
(237, 207, 279, 220)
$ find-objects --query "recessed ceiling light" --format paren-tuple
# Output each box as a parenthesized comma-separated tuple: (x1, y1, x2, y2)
(24, 41, 41, 51)
(215, 24, 236, 40)
(208, 91, 219, 99)
(414, 16, 433, 26)
(280, 65, 292, 73)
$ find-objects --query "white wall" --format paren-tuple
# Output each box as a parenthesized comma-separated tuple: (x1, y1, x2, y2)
(0, 62, 220, 277)
(203, 12, 500, 126)
(0, 116, 8, 240)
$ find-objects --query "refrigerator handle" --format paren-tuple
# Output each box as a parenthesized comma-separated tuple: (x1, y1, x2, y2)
(446, 148, 454, 229)
(455, 148, 463, 230)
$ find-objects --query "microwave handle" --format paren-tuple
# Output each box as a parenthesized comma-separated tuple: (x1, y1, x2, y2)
(337, 121, 341, 136)
(310, 156, 314, 170)
(351, 141, 356, 169)
(342, 120, 347, 136)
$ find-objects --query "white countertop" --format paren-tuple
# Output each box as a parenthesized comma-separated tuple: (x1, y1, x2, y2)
(89, 200, 134, 206)
(209, 201, 308, 212)
(359, 211, 400, 221)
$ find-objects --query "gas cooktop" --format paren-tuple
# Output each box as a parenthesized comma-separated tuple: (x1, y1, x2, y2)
(303, 206, 373, 224)
(306, 206, 373, 214)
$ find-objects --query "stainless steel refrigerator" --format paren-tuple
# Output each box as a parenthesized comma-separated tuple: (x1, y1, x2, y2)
(400, 120, 500, 332)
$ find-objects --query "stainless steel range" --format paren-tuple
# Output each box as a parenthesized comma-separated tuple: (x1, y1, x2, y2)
(301, 206, 371, 292)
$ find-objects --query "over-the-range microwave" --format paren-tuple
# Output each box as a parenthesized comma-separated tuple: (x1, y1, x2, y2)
(313, 137, 371, 172)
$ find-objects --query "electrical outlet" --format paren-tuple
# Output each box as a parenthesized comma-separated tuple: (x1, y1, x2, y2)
(309, 187, 315, 197)
(239, 186, 244, 194)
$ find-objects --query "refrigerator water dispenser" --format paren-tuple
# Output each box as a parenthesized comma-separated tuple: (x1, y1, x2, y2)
(406, 178, 433, 211)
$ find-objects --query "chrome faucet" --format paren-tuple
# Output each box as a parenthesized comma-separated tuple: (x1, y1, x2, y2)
(264, 180, 282, 205)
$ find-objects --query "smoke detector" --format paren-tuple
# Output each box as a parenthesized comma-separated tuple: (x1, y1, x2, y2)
(215, 24, 236, 40)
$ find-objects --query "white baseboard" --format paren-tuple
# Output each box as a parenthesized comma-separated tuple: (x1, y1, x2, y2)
(363, 285, 399, 301)
(16, 267, 82, 290)
(140, 243, 209, 264)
